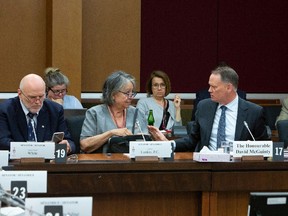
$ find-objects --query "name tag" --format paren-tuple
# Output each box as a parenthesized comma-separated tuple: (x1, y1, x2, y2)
(25, 197, 93, 216)
(233, 140, 273, 157)
(0, 170, 47, 193)
(129, 141, 175, 158)
(10, 142, 55, 159)
(0, 150, 9, 167)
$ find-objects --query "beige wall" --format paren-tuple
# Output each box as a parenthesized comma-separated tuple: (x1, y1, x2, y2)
(0, 0, 141, 98)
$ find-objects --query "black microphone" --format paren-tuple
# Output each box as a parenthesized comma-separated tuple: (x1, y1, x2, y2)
(244, 121, 256, 141)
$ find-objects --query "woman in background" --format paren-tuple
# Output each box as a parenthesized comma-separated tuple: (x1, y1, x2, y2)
(80, 70, 147, 153)
(136, 70, 182, 131)
(44, 67, 83, 109)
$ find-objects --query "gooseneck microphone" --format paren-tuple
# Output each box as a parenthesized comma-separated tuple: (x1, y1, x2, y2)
(244, 121, 256, 141)
(136, 120, 146, 142)
(0, 184, 44, 216)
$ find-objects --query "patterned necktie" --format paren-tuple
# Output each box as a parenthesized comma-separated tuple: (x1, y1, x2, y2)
(27, 112, 36, 141)
(217, 106, 227, 148)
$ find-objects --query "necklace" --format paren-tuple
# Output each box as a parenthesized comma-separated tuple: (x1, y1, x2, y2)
(108, 106, 126, 128)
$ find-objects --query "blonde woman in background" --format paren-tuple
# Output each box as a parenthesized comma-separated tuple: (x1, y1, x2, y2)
(44, 67, 83, 109)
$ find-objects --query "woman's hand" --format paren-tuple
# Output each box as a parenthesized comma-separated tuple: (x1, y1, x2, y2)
(148, 125, 168, 141)
(173, 94, 181, 108)
(111, 128, 133, 136)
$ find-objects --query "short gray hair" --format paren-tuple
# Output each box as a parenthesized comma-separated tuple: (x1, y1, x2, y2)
(212, 66, 239, 89)
(44, 67, 69, 89)
(102, 71, 136, 105)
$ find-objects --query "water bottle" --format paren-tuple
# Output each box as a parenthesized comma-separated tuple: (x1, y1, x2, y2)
(147, 109, 155, 126)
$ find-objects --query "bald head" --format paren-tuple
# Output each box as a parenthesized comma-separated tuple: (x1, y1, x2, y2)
(18, 74, 46, 113)
(19, 74, 46, 91)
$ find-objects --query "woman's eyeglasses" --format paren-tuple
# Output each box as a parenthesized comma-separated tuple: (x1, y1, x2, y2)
(49, 88, 67, 95)
(152, 83, 166, 89)
(118, 90, 137, 98)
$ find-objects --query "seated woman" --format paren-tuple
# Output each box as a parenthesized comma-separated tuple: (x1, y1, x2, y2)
(80, 71, 148, 153)
(44, 67, 83, 109)
(136, 70, 182, 131)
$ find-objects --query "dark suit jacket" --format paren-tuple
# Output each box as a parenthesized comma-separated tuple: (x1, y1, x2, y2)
(176, 98, 269, 152)
(0, 97, 76, 153)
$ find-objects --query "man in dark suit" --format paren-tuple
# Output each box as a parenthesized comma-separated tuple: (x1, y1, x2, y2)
(0, 74, 75, 154)
(148, 65, 268, 152)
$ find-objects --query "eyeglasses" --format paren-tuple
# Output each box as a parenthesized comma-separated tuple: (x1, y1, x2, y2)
(20, 90, 45, 103)
(152, 83, 166, 89)
(118, 90, 137, 98)
(49, 88, 67, 95)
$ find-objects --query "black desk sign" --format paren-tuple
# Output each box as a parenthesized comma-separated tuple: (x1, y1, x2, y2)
(273, 142, 284, 161)
(54, 144, 67, 163)
(11, 180, 27, 201)
(44, 205, 63, 216)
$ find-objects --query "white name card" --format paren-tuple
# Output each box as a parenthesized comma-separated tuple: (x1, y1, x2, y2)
(10, 141, 55, 159)
(129, 141, 175, 158)
(0, 150, 9, 168)
(25, 197, 93, 216)
(0, 170, 47, 193)
(233, 140, 273, 157)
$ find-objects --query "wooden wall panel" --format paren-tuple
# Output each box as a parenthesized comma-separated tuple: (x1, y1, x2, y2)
(141, 0, 218, 93)
(0, 0, 46, 92)
(218, 0, 288, 93)
(82, 0, 141, 92)
(50, 0, 82, 99)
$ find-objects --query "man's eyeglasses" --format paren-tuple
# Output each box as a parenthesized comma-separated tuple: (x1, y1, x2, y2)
(119, 90, 137, 98)
(152, 83, 166, 89)
(20, 90, 45, 103)
(49, 88, 67, 95)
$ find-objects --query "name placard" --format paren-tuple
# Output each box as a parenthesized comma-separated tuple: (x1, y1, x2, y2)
(25, 197, 93, 216)
(129, 141, 175, 158)
(0, 170, 47, 193)
(10, 142, 55, 159)
(0, 150, 9, 168)
(233, 141, 273, 157)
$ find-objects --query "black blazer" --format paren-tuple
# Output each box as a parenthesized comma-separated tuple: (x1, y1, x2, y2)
(0, 96, 76, 153)
(176, 98, 268, 152)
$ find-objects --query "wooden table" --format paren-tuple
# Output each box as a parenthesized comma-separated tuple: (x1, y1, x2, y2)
(7, 153, 288, 216)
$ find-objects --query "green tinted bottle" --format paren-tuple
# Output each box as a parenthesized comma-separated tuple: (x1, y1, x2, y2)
(147, 109, 155, 126)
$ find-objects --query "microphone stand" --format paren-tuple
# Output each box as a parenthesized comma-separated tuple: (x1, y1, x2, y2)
(0, 184, 44, 216)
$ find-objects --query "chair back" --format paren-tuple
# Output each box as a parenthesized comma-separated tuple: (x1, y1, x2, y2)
(276, 120, 288, 148)
(65, 115, 85, 153)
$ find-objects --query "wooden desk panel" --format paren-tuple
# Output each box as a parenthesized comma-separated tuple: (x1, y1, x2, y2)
(7, 153, 288, 216)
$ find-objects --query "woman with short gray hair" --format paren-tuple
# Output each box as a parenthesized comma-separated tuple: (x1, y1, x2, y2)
(80, 71, 147, 153)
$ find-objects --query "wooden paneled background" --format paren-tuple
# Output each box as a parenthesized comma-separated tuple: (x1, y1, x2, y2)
(1, 0, 288, 100)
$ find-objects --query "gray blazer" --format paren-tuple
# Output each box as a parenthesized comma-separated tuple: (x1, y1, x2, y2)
(175, 98, 269, 152)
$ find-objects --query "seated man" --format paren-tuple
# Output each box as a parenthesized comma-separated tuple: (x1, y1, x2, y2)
(0, 74, 75, 154)
(148, 65, 268, 152)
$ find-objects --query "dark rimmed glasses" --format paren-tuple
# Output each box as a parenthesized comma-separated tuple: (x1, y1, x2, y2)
(118, 90, 137, 98)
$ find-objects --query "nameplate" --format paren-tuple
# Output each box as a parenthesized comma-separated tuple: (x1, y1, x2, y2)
(25, 197, 93, 216)
(0, 150, 9, 168)
(10, 141, 55, 159)
(129, 141, 175, 159)
(233, 140, 273, 157)
(0, 170, 47, 193)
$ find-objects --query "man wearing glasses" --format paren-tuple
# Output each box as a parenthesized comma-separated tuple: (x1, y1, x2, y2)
(0, 74, 76, 154)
